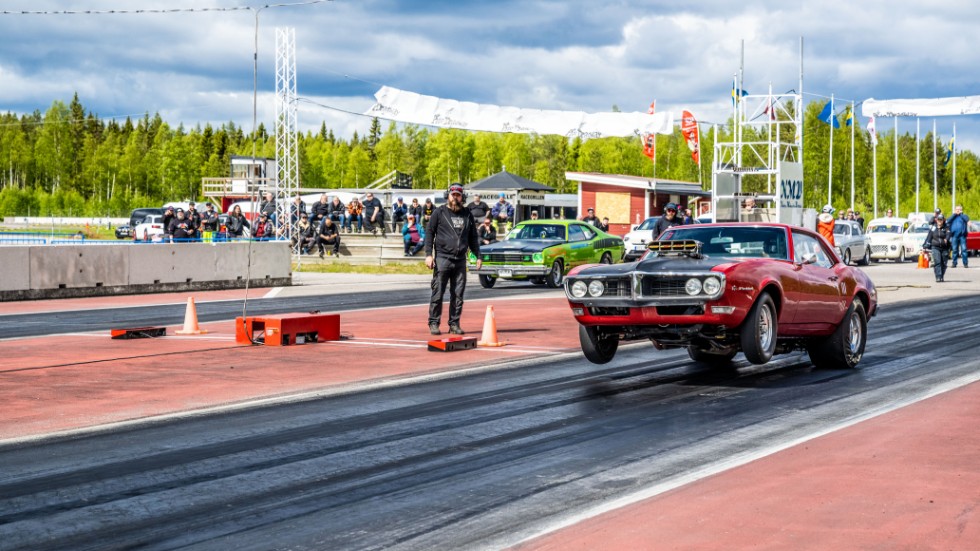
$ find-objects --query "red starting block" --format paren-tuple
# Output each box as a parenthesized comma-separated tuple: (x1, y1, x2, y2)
(235, 313, 340, 346)
(427, 336, 477, 352)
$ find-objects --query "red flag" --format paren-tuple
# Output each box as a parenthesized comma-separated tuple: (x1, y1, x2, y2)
(642, 101, 656, 161)
(680, 110, 700, 164)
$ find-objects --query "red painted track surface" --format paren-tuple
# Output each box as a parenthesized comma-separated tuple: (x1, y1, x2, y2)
(3, 288, 979, 549)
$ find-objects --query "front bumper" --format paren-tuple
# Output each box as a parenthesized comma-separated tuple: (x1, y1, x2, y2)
(471, 264, 549, 277)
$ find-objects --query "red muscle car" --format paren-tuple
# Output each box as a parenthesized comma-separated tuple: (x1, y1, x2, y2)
(565, 223, 878, 369)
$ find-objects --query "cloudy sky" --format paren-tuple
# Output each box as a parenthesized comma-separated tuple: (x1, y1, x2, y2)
(2, 0, 979, 151)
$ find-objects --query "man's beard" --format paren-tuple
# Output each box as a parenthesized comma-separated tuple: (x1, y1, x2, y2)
(447, 196, 464, 212)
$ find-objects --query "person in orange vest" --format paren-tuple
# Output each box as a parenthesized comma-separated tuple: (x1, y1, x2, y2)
(817, 204, 836, 246)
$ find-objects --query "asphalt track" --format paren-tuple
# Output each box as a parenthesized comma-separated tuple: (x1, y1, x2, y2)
(2, 274, 980, 550)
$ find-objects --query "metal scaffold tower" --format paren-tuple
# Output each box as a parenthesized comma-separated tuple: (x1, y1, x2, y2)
(275, 27, 299, 241)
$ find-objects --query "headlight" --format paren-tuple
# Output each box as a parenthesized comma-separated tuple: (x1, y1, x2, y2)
(685, 278, 703, 295)
(570, 280, 588, 298)
(702, 277, 721, 295)
(588, 280, 605, 297)
(533, 252, 543, 263)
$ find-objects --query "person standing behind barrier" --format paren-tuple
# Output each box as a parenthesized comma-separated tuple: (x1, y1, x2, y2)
(225, 204, 250, 239)
(186, 202, 202, 240)
(201, 202, 219, 239)
(170, 209, 197, 241)
(924, 213, 952, 282)
(162, 206, 176, 242)
(817, 204, 836, 246)
(425, 183, 481, 335)
(948, 205, 970, 268)
(402, 213, 425, 256)
(491, 192, 514, 232)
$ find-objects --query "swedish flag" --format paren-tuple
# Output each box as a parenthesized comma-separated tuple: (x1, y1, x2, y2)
(731, 85, 748, 105)
(843, 106, 854, 127)
(944, 137, 955, 166)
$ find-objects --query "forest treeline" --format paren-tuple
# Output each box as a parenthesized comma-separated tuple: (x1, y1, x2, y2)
(0, 93, 976, 217)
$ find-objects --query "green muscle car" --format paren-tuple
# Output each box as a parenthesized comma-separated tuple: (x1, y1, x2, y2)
(469, 219, 625, 288)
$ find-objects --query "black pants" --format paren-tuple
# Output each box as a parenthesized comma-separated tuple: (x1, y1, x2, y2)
(429, 256, 467, 327)
(317, 233, 341, 254)
(931, 248, 949, 280)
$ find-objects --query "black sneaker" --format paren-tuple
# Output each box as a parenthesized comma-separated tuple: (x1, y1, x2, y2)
(449, 325, 464, 335)
(429, 323, 441, 335)
(319, 250, 324, 259)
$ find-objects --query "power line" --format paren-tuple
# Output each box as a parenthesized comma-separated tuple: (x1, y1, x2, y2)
(0, 1, 329, 16)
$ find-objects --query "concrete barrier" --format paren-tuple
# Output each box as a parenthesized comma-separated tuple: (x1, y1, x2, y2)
(0, 241, 292, 301)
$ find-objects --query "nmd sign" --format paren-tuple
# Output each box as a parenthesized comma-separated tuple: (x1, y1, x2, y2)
(778, 162, 804, 209)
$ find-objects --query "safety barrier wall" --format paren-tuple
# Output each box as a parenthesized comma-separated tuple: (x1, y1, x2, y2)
(0, 241, 291, 300)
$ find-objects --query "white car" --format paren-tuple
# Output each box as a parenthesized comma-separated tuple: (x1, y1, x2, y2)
(133, 214, 166, 242)
(621, 217, 660, 261)
(866, 217, 920, 262)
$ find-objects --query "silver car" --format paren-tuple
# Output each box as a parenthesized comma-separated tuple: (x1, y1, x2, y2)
(833, 220, 872, 265)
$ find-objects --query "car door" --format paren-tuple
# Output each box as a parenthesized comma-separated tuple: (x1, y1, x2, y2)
(566, 223, 594, 267)
(789, 231, 845, 329)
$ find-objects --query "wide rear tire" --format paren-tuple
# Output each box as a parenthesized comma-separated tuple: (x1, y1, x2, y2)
(579, 325, 618, 364)
(687, 345, 738, 365)
(807, 301, 867, 369)
(545, 259, 564, 288)
(478, 274, 497, 289)
(740, 292, 778, 365)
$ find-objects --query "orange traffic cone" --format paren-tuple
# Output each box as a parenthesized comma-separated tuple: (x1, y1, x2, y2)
(917, 251, 930, 269)
(477, 305, 506, 347)
(175, 297, 208, 335)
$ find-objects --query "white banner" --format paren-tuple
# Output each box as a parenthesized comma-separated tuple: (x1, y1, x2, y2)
(365, 86, 675, 138)
(862, 95, 980, 118)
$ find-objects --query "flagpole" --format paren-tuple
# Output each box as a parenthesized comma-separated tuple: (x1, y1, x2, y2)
(850, 101, 855, 211)
(952, 123, 957, 210)
(828, 94, 834, 206)
(893, 116, 899, 217)
(933, 119, 938, 212)
(697, 122, 703, 186)
(915, 118, 920, 214)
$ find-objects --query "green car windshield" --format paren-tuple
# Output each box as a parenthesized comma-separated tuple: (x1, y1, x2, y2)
(512, 224, 567, 241)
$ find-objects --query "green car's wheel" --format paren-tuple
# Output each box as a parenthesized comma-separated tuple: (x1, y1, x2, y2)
(545, 259, 564, 288)
(579, 325, 618, 364)
(478, 274, 497, 289)
(600, 252, 613, 264)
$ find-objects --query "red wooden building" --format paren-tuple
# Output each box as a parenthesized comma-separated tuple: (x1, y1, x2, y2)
(565, 172, 710, 236)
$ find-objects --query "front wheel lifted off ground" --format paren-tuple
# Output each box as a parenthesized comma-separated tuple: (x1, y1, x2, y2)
(740, 291, 778, 364)
(579, 325, 618, 364)
(807, 300, 867, 369)
(546, 259, 564, 288)
(479, 274, 497, 288)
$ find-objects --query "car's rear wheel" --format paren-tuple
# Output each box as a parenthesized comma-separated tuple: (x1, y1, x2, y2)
(600, 252, 613, 264)
(842, 248, 852, 265)
(740, 292, 777, 364)
(579, 325, 618, 364)
(858, 247, 871, 266)
(545, 259, 564, 288)
(687, 345, 738, 365)
(478, 274, 496, 289)
(807, 301, 867, 369)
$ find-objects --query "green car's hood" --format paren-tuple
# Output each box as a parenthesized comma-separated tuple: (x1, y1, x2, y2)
(481, 239, 563, 254)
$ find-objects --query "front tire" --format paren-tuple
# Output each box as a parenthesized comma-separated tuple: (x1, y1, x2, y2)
(740, 292, 778, 364)
(545, 259, 564, 288)
(478, 274, 497, 289)
(579, 325, 618, 364)
(807, 301, 867, 369)
(858, 247, 871, 266)
(600, 252, 613, 264)
(842, 248, 852, 265)
(897, 247, 906, 263)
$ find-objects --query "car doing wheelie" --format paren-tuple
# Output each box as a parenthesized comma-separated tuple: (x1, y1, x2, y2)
(564, 223, 878, 369)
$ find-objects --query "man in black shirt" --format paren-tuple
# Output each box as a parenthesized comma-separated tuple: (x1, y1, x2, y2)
(362, 192, 385, 235)
(316, 216, 341, 258)
(425, 183, 481, 335)
(467, 193, 490, 221)
(652, 202, 684, 237)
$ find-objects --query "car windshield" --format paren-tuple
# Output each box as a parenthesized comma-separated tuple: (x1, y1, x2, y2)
(512, 224, 566, 240)
(660, 226, 789, 260)
(869, 224, 900, 233)
(635, 218, 658, 230)
(832, 224, 848, 234)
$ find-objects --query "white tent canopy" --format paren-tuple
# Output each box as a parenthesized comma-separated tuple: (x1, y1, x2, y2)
(862, 95, 980, 118)
(364, 86, 675, 138)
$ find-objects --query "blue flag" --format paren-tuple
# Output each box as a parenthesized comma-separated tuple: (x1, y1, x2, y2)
(731, 86, 748, 105)
(818, 101, 840, 128)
